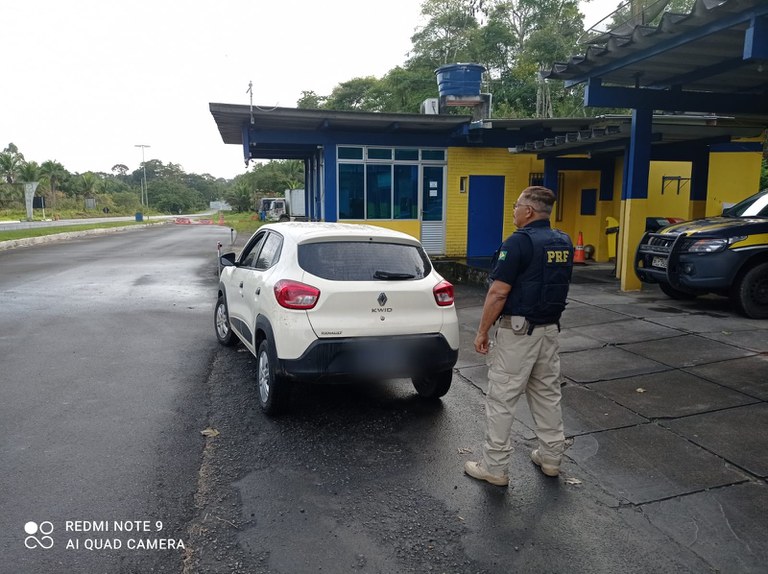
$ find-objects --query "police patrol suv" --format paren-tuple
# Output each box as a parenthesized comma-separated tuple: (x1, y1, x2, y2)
(634, 189, 768, 319)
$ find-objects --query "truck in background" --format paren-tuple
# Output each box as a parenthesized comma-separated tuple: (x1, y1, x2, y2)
(260, 189, 307, 222)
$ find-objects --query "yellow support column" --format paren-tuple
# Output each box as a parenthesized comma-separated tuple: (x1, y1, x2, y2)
(618, 199, 645, 290)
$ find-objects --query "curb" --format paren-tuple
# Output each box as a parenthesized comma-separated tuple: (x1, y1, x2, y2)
(0, 223, 161, 251)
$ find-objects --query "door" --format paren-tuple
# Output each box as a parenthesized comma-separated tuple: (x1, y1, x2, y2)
(420, 166, 446, 255)
(467, 175, 505, 258)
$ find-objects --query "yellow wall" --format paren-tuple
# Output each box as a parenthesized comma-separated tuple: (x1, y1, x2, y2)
(646, 161, 693, 218)
(706, 151, 763, 214)
(446, 148, 544, 257)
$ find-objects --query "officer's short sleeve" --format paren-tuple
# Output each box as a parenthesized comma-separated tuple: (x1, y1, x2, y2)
(489, 233, 529, 285)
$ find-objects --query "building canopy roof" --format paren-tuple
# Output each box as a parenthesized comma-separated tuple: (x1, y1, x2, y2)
(544, 0, 768, 114)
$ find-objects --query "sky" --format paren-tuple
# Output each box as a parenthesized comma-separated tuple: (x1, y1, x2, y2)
(2, 0, 621, 180)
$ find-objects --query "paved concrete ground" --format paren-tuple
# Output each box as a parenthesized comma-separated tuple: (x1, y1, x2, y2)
(450, 262, 768, 573)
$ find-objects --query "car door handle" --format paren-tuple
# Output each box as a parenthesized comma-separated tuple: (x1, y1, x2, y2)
(255, 287, 261, 295)
(239, 281, 244, 288)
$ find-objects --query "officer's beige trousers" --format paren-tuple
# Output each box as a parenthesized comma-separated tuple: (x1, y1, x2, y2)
(482, 323, 565, 475)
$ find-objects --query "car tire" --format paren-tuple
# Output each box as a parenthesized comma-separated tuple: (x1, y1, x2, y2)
(214, 295, 236, 346)
(257, 339, 290, 415)
(731, 261, 768, 319)
(412, 369, 453, 399)
(659, 282, 697, 300)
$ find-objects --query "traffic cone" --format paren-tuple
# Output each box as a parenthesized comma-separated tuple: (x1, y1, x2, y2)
(574, 231, 586, 265)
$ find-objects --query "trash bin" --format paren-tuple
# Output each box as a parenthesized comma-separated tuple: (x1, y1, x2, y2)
(135, 212, 144, 222)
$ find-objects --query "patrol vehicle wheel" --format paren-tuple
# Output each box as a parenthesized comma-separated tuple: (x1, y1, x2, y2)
(257, 339, 290, 415)
(214, 295, 236, 346)
(412, 369, 453, 399)
(731, 262, 768, 319)
(659, 282, 697, 300)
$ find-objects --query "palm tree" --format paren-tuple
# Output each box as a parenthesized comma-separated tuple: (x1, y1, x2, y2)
(0, 150, 24, 184)
(18, 161, 41, 184)
(40, 160, 67, 213)
(79, 172, 99, 197)
(275, 160, 304, 190)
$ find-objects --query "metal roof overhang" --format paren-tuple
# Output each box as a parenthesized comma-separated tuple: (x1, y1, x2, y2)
(505, 114, 766, 158)
(544, 0, 768, 115)
(209, 103, 471, 160)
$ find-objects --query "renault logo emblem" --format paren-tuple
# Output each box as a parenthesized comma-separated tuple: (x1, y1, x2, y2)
(377, 292, 388, 306)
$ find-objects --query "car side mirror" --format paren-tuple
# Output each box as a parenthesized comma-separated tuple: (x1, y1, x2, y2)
(220, 252, 237, 267)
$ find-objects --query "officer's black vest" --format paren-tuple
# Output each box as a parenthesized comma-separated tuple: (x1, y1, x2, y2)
(503, 226, 573, 324)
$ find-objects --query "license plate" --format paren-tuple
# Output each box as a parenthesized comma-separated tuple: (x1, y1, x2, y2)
(652, 256, 668, 269)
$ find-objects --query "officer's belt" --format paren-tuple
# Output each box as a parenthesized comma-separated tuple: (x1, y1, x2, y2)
(498, 315, 559, 334)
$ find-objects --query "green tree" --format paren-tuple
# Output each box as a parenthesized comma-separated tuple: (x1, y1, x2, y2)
(378, 66, 438, 113)
(0, 144, 25, 184)
(40, 160, 67, 212)
(410, 0, 483, 66)
(243, 160, 304, 196)
(296, 90, 326, 109)
(150, 179, 204, 213)
(17, 161, 41, 183)
(323, 77, 385, 111)
(79, 172, 99, 198)
(111, 163, 129, 176)
(183, 173, 223, 205)
(225, 178, 255, 212)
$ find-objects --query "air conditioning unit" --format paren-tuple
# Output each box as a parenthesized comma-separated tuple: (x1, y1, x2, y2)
(420, 98, 439, 115)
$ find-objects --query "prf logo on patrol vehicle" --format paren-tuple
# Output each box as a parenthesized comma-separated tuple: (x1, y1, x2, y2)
(546, 249, 570, 263)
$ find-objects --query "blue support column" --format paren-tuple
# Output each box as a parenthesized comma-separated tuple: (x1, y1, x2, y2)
(689, 147, 710, 219)
(625, 108, 652, 200)
(600, 161, 614, 201)
(323, 146, 337, 222)
(618, 107, 653, 290)
(543, 161, 559, 198)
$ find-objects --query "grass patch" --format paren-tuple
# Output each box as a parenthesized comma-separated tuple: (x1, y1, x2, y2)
(0, 211, 265, 243)
(0, 221, 155, 242)
(219, 212, 266, 236)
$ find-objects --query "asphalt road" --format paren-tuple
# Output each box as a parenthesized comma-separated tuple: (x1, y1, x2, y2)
(0, 224, 231, 573)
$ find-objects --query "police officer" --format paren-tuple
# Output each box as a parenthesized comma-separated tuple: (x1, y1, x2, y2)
(464, 186, 574, 486)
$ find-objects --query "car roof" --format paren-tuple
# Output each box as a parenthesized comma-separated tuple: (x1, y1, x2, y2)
(262, 222, 422, 245)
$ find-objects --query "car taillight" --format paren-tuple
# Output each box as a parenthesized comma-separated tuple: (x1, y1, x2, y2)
(274, 279, 320, 309)
(433, 280, 454, 306)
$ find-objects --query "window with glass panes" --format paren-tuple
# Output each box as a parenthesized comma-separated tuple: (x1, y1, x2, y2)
(337, 147, 445, 220)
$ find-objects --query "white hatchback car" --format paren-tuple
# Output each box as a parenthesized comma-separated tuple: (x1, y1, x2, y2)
(214, 222, 460, 414)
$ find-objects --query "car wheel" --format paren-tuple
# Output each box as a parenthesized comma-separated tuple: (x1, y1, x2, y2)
(412, 369, 453, 399)
(659, 282, 697, 300)
(214, 295, 236, 346)
(731, 262, 768, 319)
(256, 339, 290, 415)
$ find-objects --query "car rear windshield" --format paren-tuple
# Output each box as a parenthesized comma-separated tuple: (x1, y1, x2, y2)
(298, 241, 432, 281)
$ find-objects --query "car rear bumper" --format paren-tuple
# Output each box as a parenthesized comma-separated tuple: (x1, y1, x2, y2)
(277, 333, 459, 382)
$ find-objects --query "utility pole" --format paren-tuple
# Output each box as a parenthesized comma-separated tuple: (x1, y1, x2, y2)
(134, 144, 151, 207)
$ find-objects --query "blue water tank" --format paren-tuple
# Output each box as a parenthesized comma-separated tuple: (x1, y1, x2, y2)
(435, 63, 485, 97)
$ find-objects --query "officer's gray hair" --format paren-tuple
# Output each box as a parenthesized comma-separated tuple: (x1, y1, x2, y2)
(520, 186, 555, 215)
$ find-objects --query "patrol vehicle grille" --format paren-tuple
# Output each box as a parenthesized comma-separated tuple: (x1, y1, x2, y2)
(644, 235, 675, 251)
